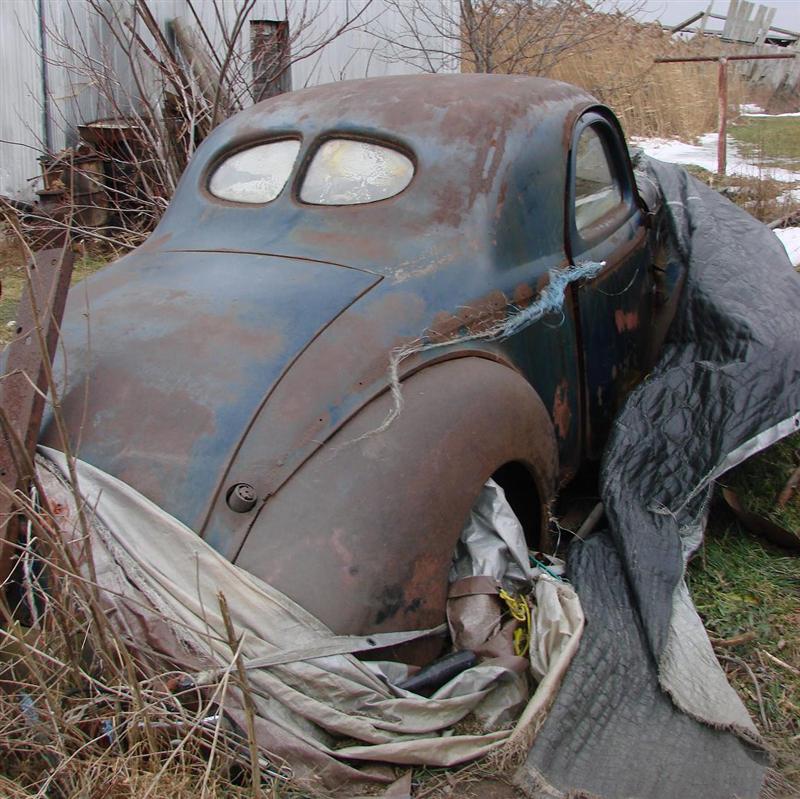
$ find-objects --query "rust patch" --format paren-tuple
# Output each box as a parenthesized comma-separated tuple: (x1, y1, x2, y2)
(495, 178, 509, 223)
(295, 226, 393, 264)
(427, 309, 464, 343)
(50, 502, 67, 518)
(562, 101, 594, 151)
(614, 308, 639, 333)
(536, 271, 551, 294)
(552, 378, 571, 440)
(426, 289, 508, 344)
(512, 282, 534, 309)
(364, 291, 427, 330)
(139, 232, 173, 254)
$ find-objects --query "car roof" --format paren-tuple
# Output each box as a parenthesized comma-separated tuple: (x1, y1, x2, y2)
(151, 74, 599, 273)
(228, 73, 593, 150)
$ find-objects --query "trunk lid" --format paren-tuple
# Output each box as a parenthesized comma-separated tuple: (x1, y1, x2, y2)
(41, 250, 380, 530)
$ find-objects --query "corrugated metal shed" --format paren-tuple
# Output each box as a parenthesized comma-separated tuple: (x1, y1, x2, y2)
(0, 0, 459, 200)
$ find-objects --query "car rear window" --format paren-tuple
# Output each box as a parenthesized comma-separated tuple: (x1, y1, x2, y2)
(209, 139, 300, 203)
(300, 139, 414, 205)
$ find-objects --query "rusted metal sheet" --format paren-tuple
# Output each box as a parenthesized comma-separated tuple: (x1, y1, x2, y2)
(0, 238, 74, 587)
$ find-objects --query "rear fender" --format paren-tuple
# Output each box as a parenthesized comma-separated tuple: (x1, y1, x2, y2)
(234, 356, 558, 642)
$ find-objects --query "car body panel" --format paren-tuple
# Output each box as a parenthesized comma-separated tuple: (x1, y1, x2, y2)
(573, 220, 655, 456)
(149, 74, 589, 276)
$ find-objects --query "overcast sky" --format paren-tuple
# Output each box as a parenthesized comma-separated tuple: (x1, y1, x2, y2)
(633, 1, 800, 33)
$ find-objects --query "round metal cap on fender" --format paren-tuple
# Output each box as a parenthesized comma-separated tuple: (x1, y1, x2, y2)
(227, 483, 257, 513)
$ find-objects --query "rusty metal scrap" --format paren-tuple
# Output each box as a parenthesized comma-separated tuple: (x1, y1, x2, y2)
(0, 237, 74, 592)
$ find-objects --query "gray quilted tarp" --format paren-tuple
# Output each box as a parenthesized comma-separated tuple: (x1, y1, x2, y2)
(522, 156, 800, 798)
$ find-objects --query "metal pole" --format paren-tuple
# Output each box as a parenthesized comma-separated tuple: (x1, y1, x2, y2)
(718, 57, 728, 176)
(654, 53, 796, 62)
(37, 0, 53, 153)
(652, 52, 797, 176)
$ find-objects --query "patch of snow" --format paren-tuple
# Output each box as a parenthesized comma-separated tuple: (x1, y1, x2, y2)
(632, 133, 800, 183)
(778, 187, 800, 204)
(775, 227, 800, 267)
(741, 111, 800, 118)
(739, 103, 764, 114)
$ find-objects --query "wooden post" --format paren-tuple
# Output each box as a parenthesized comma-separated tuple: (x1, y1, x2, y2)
(718, 57, 728, 175)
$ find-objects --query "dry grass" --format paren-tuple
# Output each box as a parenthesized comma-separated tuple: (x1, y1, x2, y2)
(474, 5, 768, 141)
(0, 227, 294, 798)
(544, 19, 749, 139)
(0, 533, 265, 798)
(0, 457, 308, 798)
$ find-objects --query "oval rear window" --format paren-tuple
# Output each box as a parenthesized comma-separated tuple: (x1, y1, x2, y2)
(300, 139, 414, 205)
(209, 139, 300, 204)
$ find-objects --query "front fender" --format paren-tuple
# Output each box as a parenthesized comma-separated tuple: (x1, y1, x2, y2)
(234, 356, 558, 641)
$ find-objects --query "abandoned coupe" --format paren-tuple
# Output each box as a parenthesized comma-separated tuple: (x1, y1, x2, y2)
(42, 75, 680, 646)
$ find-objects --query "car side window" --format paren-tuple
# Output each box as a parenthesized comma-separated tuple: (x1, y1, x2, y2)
(574, 126, 623, 232)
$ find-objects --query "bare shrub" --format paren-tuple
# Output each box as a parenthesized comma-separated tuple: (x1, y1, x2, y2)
(371, 0, 643, 76)
(26, 0, 372, 251)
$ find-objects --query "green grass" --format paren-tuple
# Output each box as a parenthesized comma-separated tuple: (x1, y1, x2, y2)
(702, 433, 800, 792)
(696, 115, 800, 229)
(729, 116, 800, 170)
(725, 432, 800, 534)
(688, 513, 800, 788)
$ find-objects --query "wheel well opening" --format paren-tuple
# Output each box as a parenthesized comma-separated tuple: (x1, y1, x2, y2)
(492, 461, 542, 550)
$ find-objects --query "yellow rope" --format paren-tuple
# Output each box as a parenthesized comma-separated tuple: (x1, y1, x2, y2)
(498, 588, 531, 657)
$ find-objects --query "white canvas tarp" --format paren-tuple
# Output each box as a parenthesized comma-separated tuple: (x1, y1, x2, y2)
(37, 447, 584, 794)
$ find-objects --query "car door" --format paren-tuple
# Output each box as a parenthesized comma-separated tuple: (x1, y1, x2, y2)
(567, 110, 655, 458)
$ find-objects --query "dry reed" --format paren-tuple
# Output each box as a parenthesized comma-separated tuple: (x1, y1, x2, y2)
(483, 6, 755, 140)
(542, 17, 751, 138)
(0, 495, 266, 798)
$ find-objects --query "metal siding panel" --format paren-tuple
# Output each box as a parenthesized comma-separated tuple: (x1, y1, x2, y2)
(0, 0, 45, 199)
(46, 0, 95, 149)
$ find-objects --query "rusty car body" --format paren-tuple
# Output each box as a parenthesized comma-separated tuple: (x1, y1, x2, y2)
(41, 75, 680, 650)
